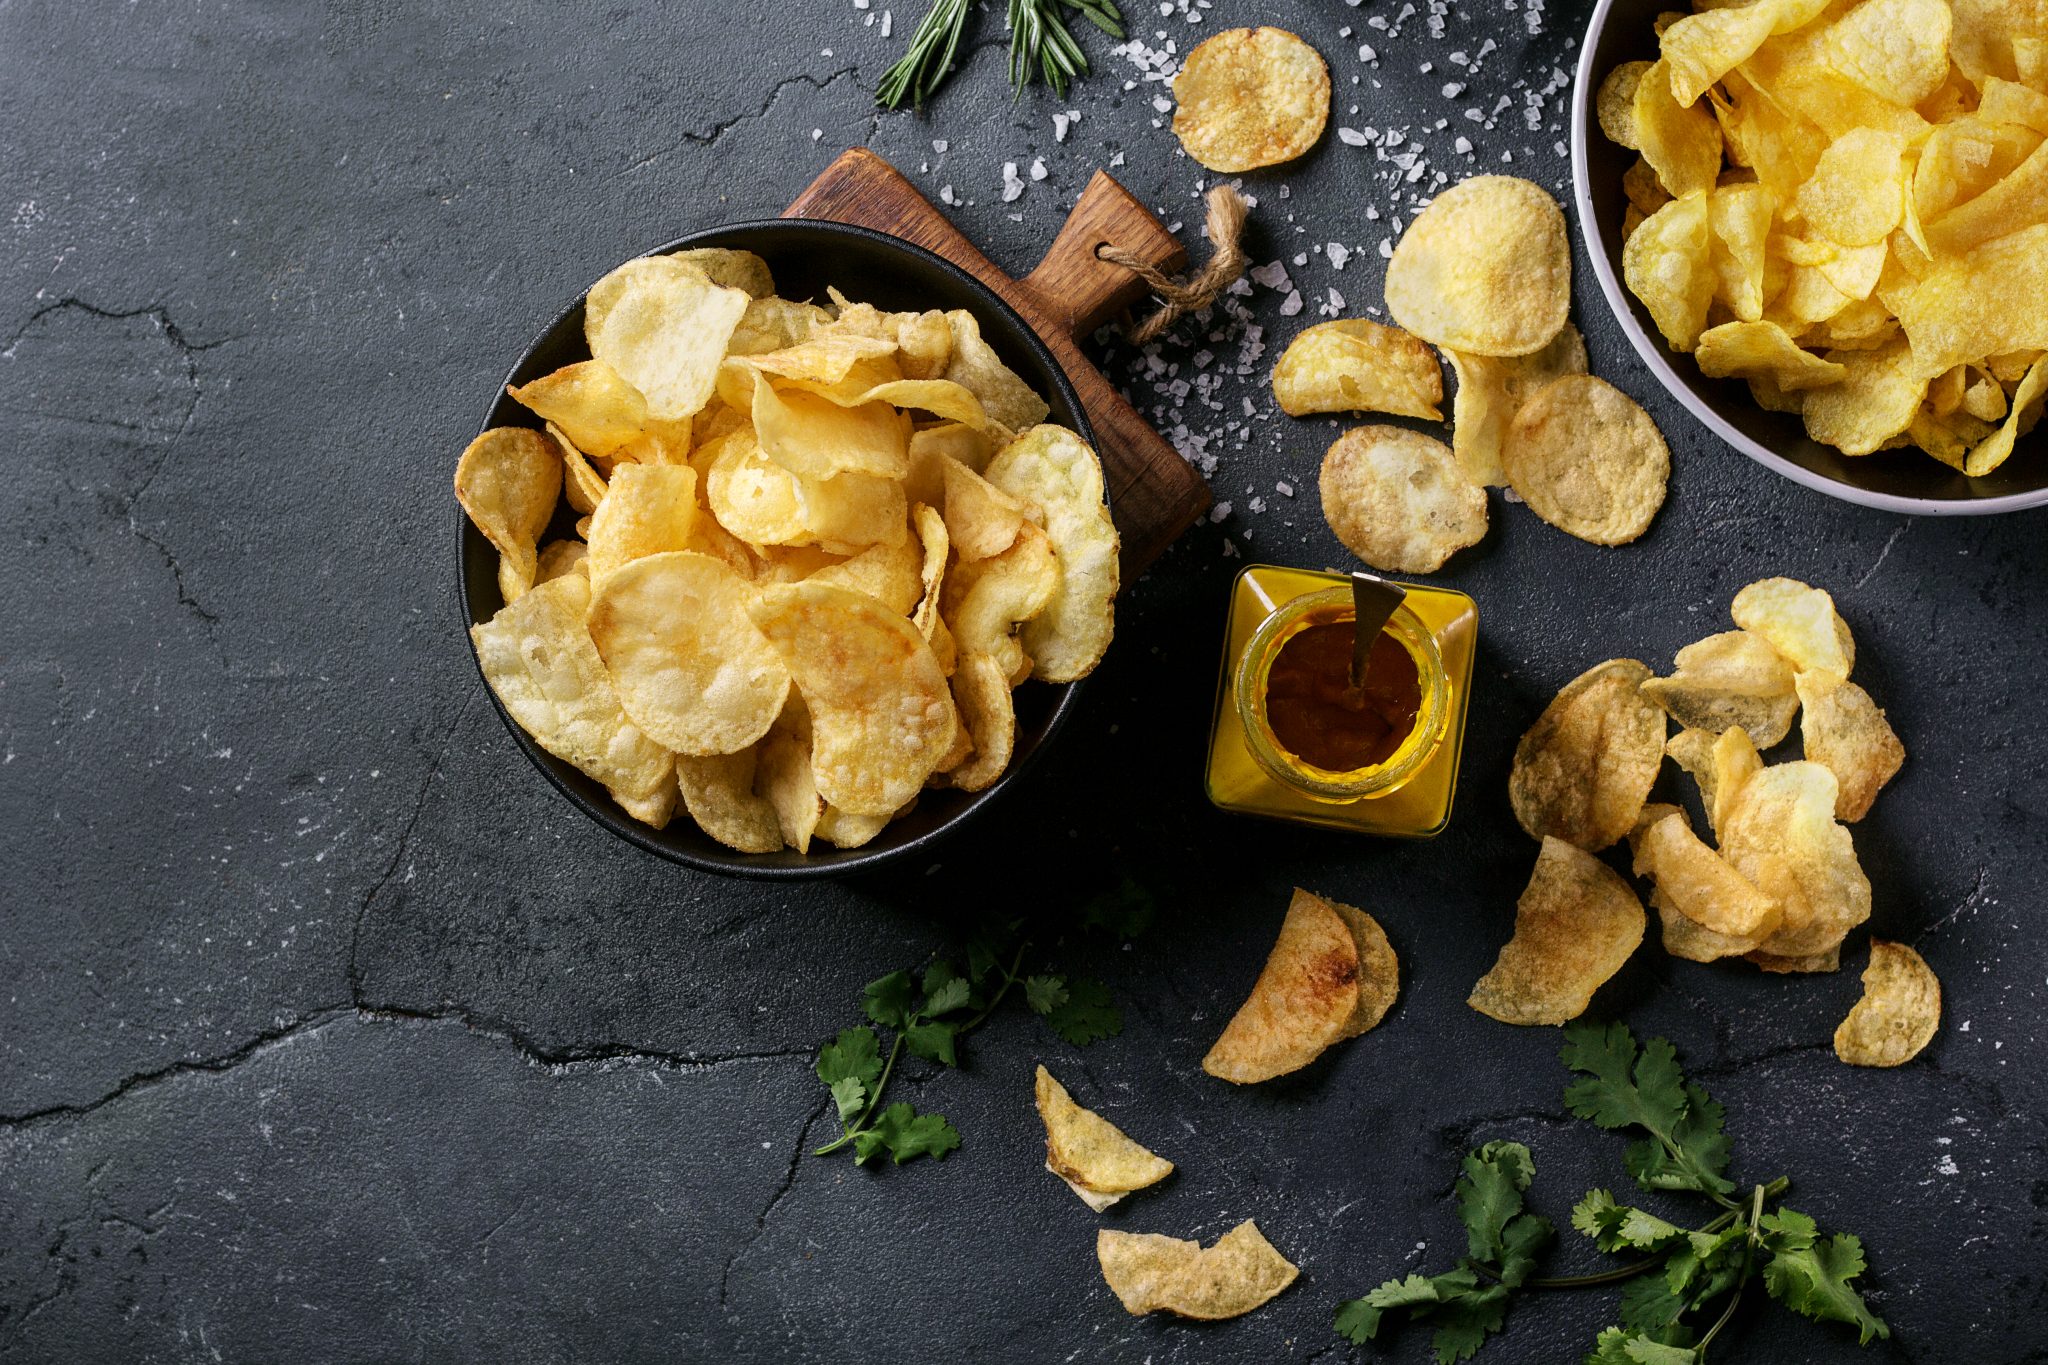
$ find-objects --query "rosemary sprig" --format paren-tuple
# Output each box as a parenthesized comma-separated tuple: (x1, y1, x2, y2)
(877, 0, 1124, 111)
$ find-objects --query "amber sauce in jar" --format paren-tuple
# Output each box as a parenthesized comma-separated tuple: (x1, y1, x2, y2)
(1263, 620, 1423, 773)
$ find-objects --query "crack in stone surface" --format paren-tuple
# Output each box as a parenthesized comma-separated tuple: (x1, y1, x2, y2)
(718, 1093, 833, 1313)
(624, 66, 871, 172)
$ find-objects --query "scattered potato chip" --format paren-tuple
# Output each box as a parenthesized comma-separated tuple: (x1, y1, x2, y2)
(1641, 629, 1800, 746)
(1036, 1066, 1175, 1211)
(584, 463, 699, 586)
(1833, 940, 1941, 1066)
(1624, 192, 1716, 352)
(1511, 659, 1667, 852)
(1097, 1221, 1299, 1320)
(1272, 319, 1444, 420)
(985, 425, 1121, 683)
(1385, 176, 1572, 357)
(1635, 811, 1783, 940)
(585, 256, 749, 420)
(1664, 726, 1722, 821)
(1710, 725, 1764, 837)
(1443, 325, 1589, 488)
(1502, 376, 1671, 546)
(456, 427, 563, 604)
(748, 582, 957, 817)
(1327, 900, 1401, 1039)
(1469, 837, 1646, 1026)
(1203, 889, 1395, 1082)
(1318, 426, 1487, 574)
(675, 749, 784, 854)
(509, 360, 649, 458)
(1694, 320, 1847, 388)
(1795, 672, 1904, 821)
(1720, 760, 1871, 959)
(1730, 577, 1855, 680)
(1598, 61, 1653, 149)
(1654, 884, 1773, 961)
(1634, 60, 1724, 198)
(1170, 27, 1331, 172)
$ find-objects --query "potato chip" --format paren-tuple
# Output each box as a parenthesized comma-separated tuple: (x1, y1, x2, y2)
(942, 520, 1056, 680)
(1962, 370, 2010, 423)
(509, 359, 649, 458)
(799, 469, 910, 553)
(675, 749, 784, 854)
(942, 456, 1027, 561)
(1510, 659, 1667, 852)
(1170, 27, 1331, 172)
(1797, 129, 1909, 247)
(1625, 192, 1716, 351)
(1384, 176, 1572, 357)
(1694, 320, 1848, 388)
(1442, 325, 1589, 488)
(469, 574, 675, 816)
(941, 310, 1050, 432)
(1634, 60, 1725, 198)
(1978, 77, 2048, 135)
(1036, 1065, 1174, 1210)
(1720, 760, 1871, 959)
(750, 372, 910, 481)
(1501, 376, 1671, 546)
(1795, 672, 1904, 821)
(1894, 224, 2048, 377)
(1924, 140, 2048, 258)
(1655, 884, 1774, 961)
(1327, 900, 1401, 1039)
(669, 246, 775, 299)
(1748, 945, 1843, 973)
(1635, 811, 1783, 940)
(1272, 319, 1444, 420)
(909, 503, 949, 639)
(1730, 576, 1855, 679)
(1709, 725, 1764, 836)
(804, 527, 923, 615)
(545, 424, 610, 517)
(1708, 183, 1775, 321)
(456, 427, 564, 605)
(1318, 426, 1487, 574)
(584, 463, 699, 586)
(1625, 156, 1675, 216)
(1823, 0, 1954, 107)
(1468, 837, 1646, 1026)
(944, 652, 1013, 793)
(1599, 61, 1653, 149)
(757, 708, 821, 854)
(1628, 801, 1688, 860)
(804, 802, 890, 849)
(1664, 726, 1724, 826)
(706, 430, 810, 547)
(1642, 629, 1801, 746)
(1661, 0, 1831, 106)
(1203, 888, 1380, 1082)
(748, 582, 957, 816)
(984, 425, 1121, 683)
(1097, 1222, 1299, 1320)
(1834, 940, 1940, 1067)
(534, 538, 588, 585)
(1962, 352, 2048, 475)
(1802, 337, 1927, 453)
(1912, 117, 2040, 227)
(587, 550, 790, 756)
(584, 255, 748, 420)
(728, 296, 830, 358)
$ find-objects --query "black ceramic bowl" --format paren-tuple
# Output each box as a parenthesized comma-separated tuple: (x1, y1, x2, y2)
(1572, 0, 2048, 514)
(459, 221, 1097, 878)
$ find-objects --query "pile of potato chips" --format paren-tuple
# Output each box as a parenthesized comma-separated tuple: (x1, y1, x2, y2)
(457, 248, 1118, 854)
(1600, 0, 2048, 473)
(1274, 176, 1674, 572)
(1471, 576, 1936, 1064)
(1172, 27, 1330, 172)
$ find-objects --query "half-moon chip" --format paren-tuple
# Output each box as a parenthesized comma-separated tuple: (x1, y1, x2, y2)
(1634, 810, 1783, 940)
(1469, 837, 1646, 1026)
(509, 359, 650, 458)
(1623, 192, 1715, 352)
(1097, 1222, 1299, 1320)
(1385, 176, 1572, 357)
(1730, 577, 1855, 680)
(1203, 888, 1397, 1083)
(1641, 629, 1801, 747)
(1443, 324, 1588, 487)
(984, 425, 1120, 683)
(1833, 940, 1941, 1067)
(584, 463, 699, 586)
(675, 749, 784, 854)
(944, 652, 1015, 793)
(1035, 1065, 1174, 1211)
(1501, 376, 1671, 546)
(1795, 672, 1904, 821)
(456, 427, 563, 604)
(1319, 426, 1487, 574)
(1272, 319, 1444, 420)
(1510, 659, 1667, 852)
(1170, 27, 1330, 173)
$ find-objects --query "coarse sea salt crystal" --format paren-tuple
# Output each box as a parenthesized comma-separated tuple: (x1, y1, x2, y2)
(1275, 481, 1294, 496)
(881, 10, 891, 36)
(1053, 113, 1071, 142)
(1338, 127, 1369, 146)
(1328, 242, 1351, 269)
(1002, 163, 1025, 202)
(1029, 157, 1048, 181)
(1210, 501, 1232, 522)
(1279, 290, 1304, 316)
(1250, 261, 1291, 289)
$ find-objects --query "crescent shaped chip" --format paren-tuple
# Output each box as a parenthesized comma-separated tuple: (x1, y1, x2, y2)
(1385, 176, 1571, 357)
(1597, 61, 1652, 150)
(750, 371, 910, 481)
(669, 246, 776, 299)
(456, 427, 563, 605)
(584, 255, 749, 421)
(1719, 760, 1870, 960)
(675, 749, 784, 854)
(1833, 940, 1941, 1067)
(747, 582, 957, 817)
(1634, 810, 1783, 941)
(942, 520, 1058, 681)
(756, 705, 821, 855)
(941, 456, 1027, 562)
(1203, 888, 1396, 1083)
(1502, 376, 1671, 546)
(1509, 659, 1667, 852)
(1641, 629, 1801, 748)
(1271, 319, 1444, 420)
(584, 463, 700, 587)
(1319, 425, 1487, 574)
(1035, 1065, 1174, 1210)
(509, 359, 650, 458)
(587, 550, 791, 757)
(1730, 577, 1855, 680)
(1469, 837, 1646, 1026)
(1795, 672, 1905, 822)
(1170, 27, 1330, 173)
(983, 426, 1120, 683)
(943, 652, 1014, 794)
(1097, 1221, 1299, 1320)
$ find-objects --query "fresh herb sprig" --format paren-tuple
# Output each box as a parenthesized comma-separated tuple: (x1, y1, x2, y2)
(1335, 1022, 1889, 1363)
(877, 0, 1125, 111)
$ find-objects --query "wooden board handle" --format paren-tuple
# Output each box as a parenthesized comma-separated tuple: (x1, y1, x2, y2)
(1017, 172, 1186, 343)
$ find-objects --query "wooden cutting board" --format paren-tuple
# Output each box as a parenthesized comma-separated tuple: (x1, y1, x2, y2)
(784, 149, 1212, 578)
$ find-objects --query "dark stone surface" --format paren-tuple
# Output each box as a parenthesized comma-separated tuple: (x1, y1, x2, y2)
(2, 1, 2042, 1362)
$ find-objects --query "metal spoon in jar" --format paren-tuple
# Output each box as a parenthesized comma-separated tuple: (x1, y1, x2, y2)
(1349, 570, 1405, 692)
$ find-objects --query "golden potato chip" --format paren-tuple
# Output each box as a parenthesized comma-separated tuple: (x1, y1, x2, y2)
(1642, 629, 1801, 746)
(1384, 176, 1572, 357)
(1894, 224, 2048, 376)
(1625, 192, 1716, 352)
(1501, 376, 1671, 547)
(1952, 0, 2048, 85)
(534, 539, 588, 585)
(1327, 900, 1401, 1039)
(584, 463, 699, 586)
(728, 295, 830, 358)
(1624, 156, 1675, 216)
(747, 582, 957, 817)
(1203, 888, 1372, 1083)
(456, 427, 563, 605)
(1272, 319, 1444, 420)
(944, 652, 1014, 793)
(1628, 801, 1688, 860)
(1720, 761, 1870, 959)
(942, 521, 1056, 681)
(1962, 370, 2010, 423)
(1834, 940, 1940, 1067)
(1598, 61, 1653, 150)
(1654, 885, 1773, 961)
(750, 372, 910, 481)
(1978, 76, 2048, 135)
(669, 246, 775, 299)
(910, 502, 949, 643)
(1911, 117, 2040, 227)
(799, 468, 910, 553)
(1962, 353, 2048, 476)
(1664, 726, 1722, 818)
(1824, 0, 1954, 106)
(469, 574, 675, 816)
(813, 802, 897, 849)
(509, 359, 649, 458)
(984, 425, 1121, 683)
(1443, 326, 1589, 488)
(1170, 27, 1330, 172)
(584, 255, 748, 420)
(1661, 0, 1831, 106)
(1634, 60, 1724, 198)
(545, 424, 610, 517)
(1318, 426, 1487, 574)
(804, 526, 923, 615)
(587, 550, 790, 757)
(705, 431, 810, 547)
(757, 709, 821, 854)
(1469, 837, 1646, 1026)
(1748, 945, 1843, 973)
(941, 310, 1049, 432)
(1795, 672, 1904, 821)
(675, 749, 784, 854)
(1694, 320, 1848, 388)
(941, 456, 1027, 562)
(1709, 725, 1764, 837)
(1708, 183, 1775, 322)
(1510, 659, 1667, 852)
(906, 422, 995, 505)
(1635, 811, 1783, 940)
(1924, 139, 2048, 258)
(612, 781, 678, 831)
(1797, 129, 1909, 247)
(1035, 1065, 1174, 1210)
(892, 309, 953, 380)
(1730, 576, 1855, 679)
(1097, 1222, 1299, 1320)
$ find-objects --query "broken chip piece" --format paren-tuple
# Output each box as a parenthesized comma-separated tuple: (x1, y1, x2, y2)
(1035, 1066, 1174, 1211)
(1097, 1221, 1299, 1320)
(1833, 940, 1941, 1067)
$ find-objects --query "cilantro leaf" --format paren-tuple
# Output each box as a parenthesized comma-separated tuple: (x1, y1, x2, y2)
(1587, 1327, 1697, 1365)
(1562, 1024, 1735, 1198)
(851, 1102, 961, 1165)
(1080, 876, 1156, 940)
(816, 1026, 884, 1092)
(922, 960, 971, 1015)
(1459, 1140, 1536, 1264)
(1335, 1273, 1439, 1343)
(1024, 974, 1069, 1015)
(902, 1020, 960, 1067)
(1618, 1267, 1687, 1332)
(1762, 1223, 1889, 1344)
(1045, 976, 1121, 1045)
(863, 971, 917, 1030)
(1496, 1212, 1554, 1289)
(1429, 1283, 1511, 1363)
(828, 1075, 867, 1124)
(1571, 1188, 1632, 1252)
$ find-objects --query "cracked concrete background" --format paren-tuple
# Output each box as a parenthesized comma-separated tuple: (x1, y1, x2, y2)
(2, 0, 2043, 1361)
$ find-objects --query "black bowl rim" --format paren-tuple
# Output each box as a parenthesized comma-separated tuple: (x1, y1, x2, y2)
(458, 218, 1099, 880)
(1569, 0, 2048, 517)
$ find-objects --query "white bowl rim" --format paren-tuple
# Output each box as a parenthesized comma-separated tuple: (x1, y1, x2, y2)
(1568, 0, 2048, 518)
